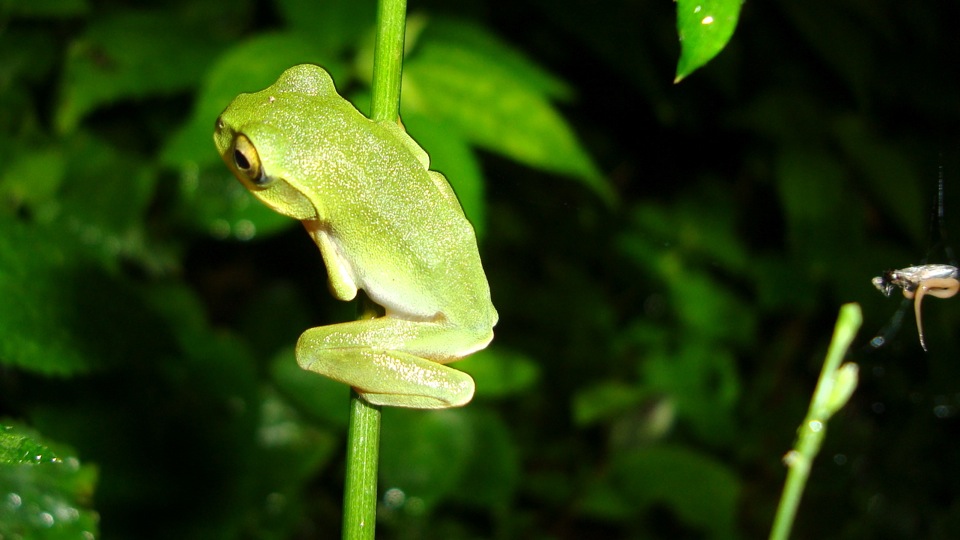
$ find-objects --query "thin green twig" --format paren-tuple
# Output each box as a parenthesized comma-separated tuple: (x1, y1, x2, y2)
(343, 388, 381, 540)
(370, 0, 408, 123)
(768, 303, 862, 540)
(341, 0, 408, 538)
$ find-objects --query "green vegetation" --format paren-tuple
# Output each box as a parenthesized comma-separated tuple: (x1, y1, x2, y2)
(3, 0, 960, 538)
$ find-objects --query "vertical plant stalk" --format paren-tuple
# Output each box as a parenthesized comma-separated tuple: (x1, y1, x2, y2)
(342, 0, 408, 539)
(768, 303, 862, 540)
(343, 387, 381, 540)
(370, 0, 408, 123)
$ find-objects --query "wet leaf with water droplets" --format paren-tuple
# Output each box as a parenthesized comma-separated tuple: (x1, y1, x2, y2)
(675, 0, 743, 82)
(0, 424, 99, 539)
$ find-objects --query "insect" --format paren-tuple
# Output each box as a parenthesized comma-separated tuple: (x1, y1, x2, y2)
(871, 264, 959, 350)
(870, 170, 960, 351)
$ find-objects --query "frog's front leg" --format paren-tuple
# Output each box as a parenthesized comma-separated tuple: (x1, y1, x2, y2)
(296, 317, 491, 408)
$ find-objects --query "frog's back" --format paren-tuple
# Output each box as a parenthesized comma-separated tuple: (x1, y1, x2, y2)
(259, 65, 493, 321)
(309, 104, 492, 318)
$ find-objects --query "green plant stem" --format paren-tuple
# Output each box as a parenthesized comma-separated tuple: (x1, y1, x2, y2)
(768, 303, 862, 540)
(343, 389, 381, 540)
(370, 0, 408, 123)
(342, 1, 408, 539)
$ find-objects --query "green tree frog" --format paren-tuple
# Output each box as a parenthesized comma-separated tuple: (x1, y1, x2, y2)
(213, 64, 498, 409)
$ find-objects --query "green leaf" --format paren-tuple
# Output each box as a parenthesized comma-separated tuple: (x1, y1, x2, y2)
(1, 425, 61, 465)
(449, 410, 519, 510)
(0, 424, 99, 539)
(380, 408, 475, 512)
(610, 445, 740, 537)
(60, 135, 159, 264)
(248, 395, 339, 537)
(412, 18, 573, 101)
(619, 186, 755, 345)
(627, 182, 750, 273)
(56, 9, 225, 132)
(253, 390, 339, 536)
(0, 216, 174, 375)
(675, 0, 742, 82)
(2, 134, 159, 265)
(456, 346, 540, 399)
(0, 217, 100, 375)
(579, 479, 634, 521)
(776, 147, 863, 271)
(275, 0, 376, 56)
(271, 347, 351, 430)
(1, 147, 65, 219)
(573, 380, 644, 427)
(664, 261, 754, 344)
(640, 341, 740, 445)
(175, 162, 296, 240)
(403, 20, 614, 203)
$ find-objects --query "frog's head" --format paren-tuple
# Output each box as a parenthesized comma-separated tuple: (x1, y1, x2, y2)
(213, 65, 348, 222)
(214, 102, 319, 221)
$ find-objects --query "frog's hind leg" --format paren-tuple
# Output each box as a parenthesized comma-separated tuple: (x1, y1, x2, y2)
(913, 277, 960, 351)
(309, 347, 475, 408)
(295, 317, 478, 409)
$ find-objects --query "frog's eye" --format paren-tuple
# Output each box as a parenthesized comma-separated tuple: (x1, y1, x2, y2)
(233, 134, 271, 187)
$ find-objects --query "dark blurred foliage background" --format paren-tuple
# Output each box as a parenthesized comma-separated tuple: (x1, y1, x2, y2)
(3, 0, 960, 538)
